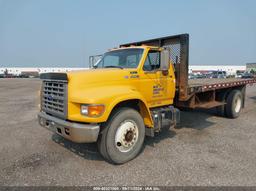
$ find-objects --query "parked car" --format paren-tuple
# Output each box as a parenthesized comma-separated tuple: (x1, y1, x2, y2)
(212, 71, 226, 79)
(241, 72, 254, 79)
(188, 73, 196, 79)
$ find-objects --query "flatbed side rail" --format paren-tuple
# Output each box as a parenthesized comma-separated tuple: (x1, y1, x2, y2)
(189, 78, 256, 93)
(201, 78, 256, 92)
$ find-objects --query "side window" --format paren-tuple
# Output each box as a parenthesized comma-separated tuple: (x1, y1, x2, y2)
(143, 51, 160, 71)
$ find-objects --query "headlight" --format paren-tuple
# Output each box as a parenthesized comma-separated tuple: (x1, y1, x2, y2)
(81, 105, 89, 115)
(81, 104, 105, 117)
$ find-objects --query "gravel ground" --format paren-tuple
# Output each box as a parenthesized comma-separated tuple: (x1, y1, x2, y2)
(0, 78, 256, 186)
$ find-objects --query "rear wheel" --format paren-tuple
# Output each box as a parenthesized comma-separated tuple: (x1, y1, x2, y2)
(225, 90, 243, 118)
(97, 108, 145, 164)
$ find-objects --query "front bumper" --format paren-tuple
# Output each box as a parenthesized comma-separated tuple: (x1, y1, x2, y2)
(38, 112, 100, 143)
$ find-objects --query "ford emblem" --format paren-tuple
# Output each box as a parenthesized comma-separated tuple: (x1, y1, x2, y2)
(47, 94, 54, 100)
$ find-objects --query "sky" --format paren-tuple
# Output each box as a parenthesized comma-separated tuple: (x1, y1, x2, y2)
(0, 0, 255, 67)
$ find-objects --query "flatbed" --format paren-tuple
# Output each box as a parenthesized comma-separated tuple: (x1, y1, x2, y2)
(188, 78, 256, 93)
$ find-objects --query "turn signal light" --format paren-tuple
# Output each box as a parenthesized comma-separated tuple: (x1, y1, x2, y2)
(81, 104, 105, 117)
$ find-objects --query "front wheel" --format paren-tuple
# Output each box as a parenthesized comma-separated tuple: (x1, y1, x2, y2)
(97, 108, 145, 164)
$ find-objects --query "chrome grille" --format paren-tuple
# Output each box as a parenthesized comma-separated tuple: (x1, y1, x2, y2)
(41, 80, 67, 119)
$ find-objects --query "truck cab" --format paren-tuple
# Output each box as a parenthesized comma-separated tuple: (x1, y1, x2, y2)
(38, 44, 180, 164)
(93, 46, 176, 107)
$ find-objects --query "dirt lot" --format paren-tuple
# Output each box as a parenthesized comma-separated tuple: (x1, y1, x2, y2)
(0, 78, 256, 186)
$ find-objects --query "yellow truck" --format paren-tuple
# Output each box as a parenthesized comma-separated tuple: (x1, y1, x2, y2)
(38, 34, 256, 164)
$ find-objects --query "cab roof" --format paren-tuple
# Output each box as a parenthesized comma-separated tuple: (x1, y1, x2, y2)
(108, 45, 161, 52)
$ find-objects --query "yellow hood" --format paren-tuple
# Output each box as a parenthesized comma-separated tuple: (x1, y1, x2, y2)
(67, 68, 131, 88)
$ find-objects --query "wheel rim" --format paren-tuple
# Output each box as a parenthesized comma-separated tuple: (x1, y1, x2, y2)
(115, 119, 139, 153)
(234, 96, 242, 113)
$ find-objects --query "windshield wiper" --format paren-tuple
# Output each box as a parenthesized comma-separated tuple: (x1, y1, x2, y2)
(104, 65, 124, 69)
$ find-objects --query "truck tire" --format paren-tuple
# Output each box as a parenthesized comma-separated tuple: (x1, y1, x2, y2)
(225, 90, 243, 118)
(97, 108, 145, 164)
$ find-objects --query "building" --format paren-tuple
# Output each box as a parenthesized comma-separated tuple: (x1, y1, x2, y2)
(0, 67, 86, 76)
(0, 65, 247, 76)
(189, 65, 245, 75)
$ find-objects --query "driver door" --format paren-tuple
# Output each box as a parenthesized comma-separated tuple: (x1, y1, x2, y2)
(139, 50, 163, 107)
(139, 49, 175, 107)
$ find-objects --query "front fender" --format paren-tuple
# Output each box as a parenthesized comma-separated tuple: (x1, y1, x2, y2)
(108, 89, 154, 127)
(67, 85, 153, 126)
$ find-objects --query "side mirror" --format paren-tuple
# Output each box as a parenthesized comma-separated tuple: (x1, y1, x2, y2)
(89, 55, 102, 69)
(160, 49, 170, 75)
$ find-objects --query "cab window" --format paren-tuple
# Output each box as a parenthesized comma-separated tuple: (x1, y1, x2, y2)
(95, 48, 143, 69)
(143, 50, 160, 71)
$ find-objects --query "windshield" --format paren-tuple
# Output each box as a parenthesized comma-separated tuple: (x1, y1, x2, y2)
(94, 48, 144, 69)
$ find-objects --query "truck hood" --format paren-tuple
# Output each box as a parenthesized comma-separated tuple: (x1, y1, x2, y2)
(67, 68, 131, 88)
